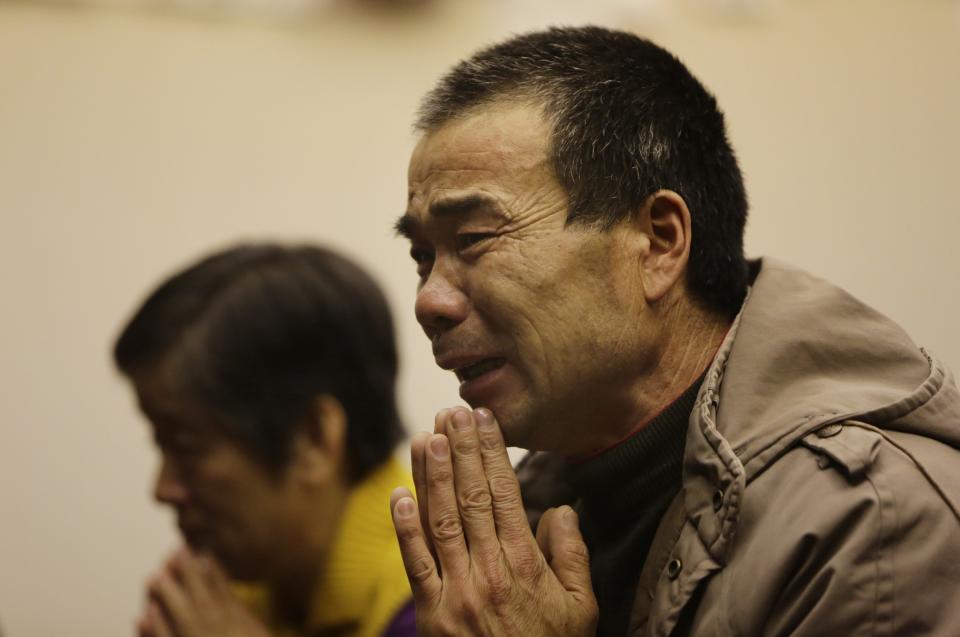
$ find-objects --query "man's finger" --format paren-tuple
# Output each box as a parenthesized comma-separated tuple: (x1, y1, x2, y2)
(475, 408, 540, 549)
(541, 506, 594, 603)
(151, 573, 195, 636)
(445, 408, 501, 561)
(410, 430, 435, 560)
(433, 407, 453, 435)
(391, 486, 443, 607)
(424, 433, 471, 576)
(535, 506, 555, 556)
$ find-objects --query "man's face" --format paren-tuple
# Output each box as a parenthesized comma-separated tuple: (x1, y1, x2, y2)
(400, 101, 657, 455)
(133, 371, 309, 580)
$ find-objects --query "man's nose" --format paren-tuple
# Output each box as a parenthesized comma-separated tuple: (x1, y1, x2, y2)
(415, 266, 470, 339)
(153, 457, 189, 506)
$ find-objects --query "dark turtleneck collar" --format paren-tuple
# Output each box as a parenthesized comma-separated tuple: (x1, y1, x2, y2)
(565, 372, 706, 527)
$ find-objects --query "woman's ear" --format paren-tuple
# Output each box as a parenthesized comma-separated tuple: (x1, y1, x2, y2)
(289, 394, 347, 487)
(636, 189, 692, 303)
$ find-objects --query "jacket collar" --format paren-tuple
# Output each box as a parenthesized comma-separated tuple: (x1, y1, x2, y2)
(684, 257, 954, 566)
(631, 258, 959, 636)
(701, 257, 948, 477)
(710, 258, 934, 471)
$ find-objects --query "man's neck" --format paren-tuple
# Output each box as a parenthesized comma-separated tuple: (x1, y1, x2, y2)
(571, 299, 731, 459)
(652, 301, 729, 406)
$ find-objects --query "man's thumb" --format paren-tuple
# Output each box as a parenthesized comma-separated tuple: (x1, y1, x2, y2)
(545, 506, 594, 600)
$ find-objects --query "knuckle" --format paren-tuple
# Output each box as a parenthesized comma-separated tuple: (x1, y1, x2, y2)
(483, 570, 513, 606)
(479, 433, 509, 458)
(458, 484, 493, 514)
(479, 432, 503, 452)
(426, 467, 454, 488)
(395, 520, 422, 543)
(587, 597, 600, 618)
(488, 476, 522, 506)
(431, 512, 464, 544)
(451, 436, 479, 456)
(512, 549, 546, 581)
(577, 597, 600, 630)
(453, 596, 483, 628)
(406, 556, 435, 583)
(564, 539, 591, 564)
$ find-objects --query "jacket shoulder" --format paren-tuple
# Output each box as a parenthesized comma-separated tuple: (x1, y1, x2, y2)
(699, 424, 960, 636)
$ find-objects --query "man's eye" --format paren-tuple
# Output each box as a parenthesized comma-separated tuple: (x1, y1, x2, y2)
(456, 233, 493, 251)
(410, 247, 434, 266)
(410, 247, 434, 280)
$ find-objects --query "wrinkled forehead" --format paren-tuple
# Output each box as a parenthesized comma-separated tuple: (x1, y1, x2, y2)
(411, 102, 551, 177)
(406, 102, 556, 219)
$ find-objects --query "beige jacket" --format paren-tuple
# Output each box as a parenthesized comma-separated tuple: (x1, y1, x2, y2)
(520, 258, 960, 636)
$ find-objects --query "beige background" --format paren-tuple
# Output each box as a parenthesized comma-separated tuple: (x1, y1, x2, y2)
(1, 0, 958, 634)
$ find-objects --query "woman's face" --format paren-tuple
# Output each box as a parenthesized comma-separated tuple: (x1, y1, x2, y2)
(131, 368, 340, 582)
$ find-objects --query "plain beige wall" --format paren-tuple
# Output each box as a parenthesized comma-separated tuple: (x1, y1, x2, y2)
(1, 1, 957, 634)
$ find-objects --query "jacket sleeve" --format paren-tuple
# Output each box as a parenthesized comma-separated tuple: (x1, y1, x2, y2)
(720, 425, 960, 637)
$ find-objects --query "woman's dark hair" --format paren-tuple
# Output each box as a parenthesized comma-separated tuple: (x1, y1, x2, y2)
(114, 243, 403, 483)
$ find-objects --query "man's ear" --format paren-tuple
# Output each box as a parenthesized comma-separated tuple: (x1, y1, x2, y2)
(289, 394, 347, 487)
(636, 189, 692, 304)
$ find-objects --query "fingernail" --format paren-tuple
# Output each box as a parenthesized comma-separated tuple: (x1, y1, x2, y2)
(563, 507, 579, 528)
(475, 408, 495, 430)
(430, 435, 449, 459)
(451, 409, 472, 431)
(433, 409, 449, 433)
(395, 497, 416, 517)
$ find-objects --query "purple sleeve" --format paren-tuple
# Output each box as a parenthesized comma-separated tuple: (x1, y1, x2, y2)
(381, 600, 416, 637)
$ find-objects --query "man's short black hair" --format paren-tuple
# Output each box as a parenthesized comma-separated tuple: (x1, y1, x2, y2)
(114, 243, 404, 483)
(417, 26, 749, 317)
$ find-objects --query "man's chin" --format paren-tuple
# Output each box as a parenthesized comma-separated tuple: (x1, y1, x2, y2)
(466, 398, 543, 451)
(486, 407, 530, 449)
(498, 422, 523, 448)
(503, 411, 570, 454)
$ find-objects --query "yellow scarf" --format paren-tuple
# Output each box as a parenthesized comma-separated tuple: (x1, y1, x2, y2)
(237, 457, 414, 637)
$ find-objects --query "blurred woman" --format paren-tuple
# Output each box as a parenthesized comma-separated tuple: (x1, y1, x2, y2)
(114, 243, 415, 637)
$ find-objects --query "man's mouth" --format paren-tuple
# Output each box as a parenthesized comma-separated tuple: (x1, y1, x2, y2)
(455, 358, 506, 382)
